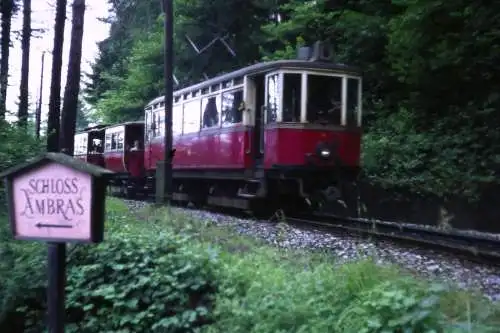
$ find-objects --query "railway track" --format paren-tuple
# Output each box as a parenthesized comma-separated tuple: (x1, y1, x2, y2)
(117, 193, 500, 266)
(285, 213, 500, 266)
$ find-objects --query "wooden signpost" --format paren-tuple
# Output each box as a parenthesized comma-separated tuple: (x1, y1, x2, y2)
(0, 152, 113, 332)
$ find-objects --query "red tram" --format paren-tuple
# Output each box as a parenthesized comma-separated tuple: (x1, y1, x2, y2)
(87, 43, 364, 212)
(102, 122, 145, 193)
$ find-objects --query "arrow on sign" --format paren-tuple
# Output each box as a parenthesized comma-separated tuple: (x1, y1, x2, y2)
(35, 223, 73, 229)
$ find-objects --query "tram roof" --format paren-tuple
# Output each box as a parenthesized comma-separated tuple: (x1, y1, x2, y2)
(103, 121, 144, 131)
(75, 124, 109, 134)
(146, 59, 361, 107)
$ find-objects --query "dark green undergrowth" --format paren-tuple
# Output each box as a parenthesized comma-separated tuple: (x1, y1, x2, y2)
(1, 199, 499, 332)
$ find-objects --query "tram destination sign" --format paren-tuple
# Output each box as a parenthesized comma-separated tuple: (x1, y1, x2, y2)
(0, 152, 113, 243)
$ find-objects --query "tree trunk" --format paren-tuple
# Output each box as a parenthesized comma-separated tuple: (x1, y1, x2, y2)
(18, 0, 31, 128)
(46, 0, 67, 152)
(0, 0, 15, 120)
(35, 51, 45, 138)
(60, 0, 86, 155)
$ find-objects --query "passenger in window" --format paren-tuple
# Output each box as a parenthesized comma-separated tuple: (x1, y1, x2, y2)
(222, 90, 243, 125)
(203, 97, 218, 128)
(130, 140, 141, 151)
(233, 92, 243, 123)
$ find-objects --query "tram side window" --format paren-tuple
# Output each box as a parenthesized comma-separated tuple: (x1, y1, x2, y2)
(183, 100, 201, 134)
(347, 78, 360, 127)
(73, 139, 78, 154)
(307, 75, 342, 125)
(74, 135, 86, 155)
(105, 134, 112, 151)
(146, 111, 153, 141)
(153, 112, 160, 137)
(116, 132, 124, 150)
(82, 136, 88, 154)
(201, 95, 220, 128)
(74, 136, 80, 154)
(91, 138, 103, 153)
(173, 104, 183, 135)
(266, 74, 279, 123)
(111, 133, 117, 150)
(221, 89, 243, 126)
(157, 110, 165, 136)
(282, 73, 301, 122)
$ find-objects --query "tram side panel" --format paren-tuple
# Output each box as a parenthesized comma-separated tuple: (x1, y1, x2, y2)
(263, 125, 361, 169)
(145, 126, 252, 172)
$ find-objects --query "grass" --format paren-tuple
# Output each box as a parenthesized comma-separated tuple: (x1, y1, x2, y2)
(3, 197, 496, 332)
(123, 198, 500, 332)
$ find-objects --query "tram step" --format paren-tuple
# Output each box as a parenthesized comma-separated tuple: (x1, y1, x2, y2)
(238, 193, 257, 198)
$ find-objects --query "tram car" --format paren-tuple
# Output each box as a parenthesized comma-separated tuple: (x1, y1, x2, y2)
(142, 42, 363, 211)
(102, 121, 145, 193)
(81, 42, 363, 211)
(73, 125, 107, 167)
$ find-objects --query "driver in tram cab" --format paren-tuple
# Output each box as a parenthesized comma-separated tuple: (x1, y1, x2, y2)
(130, 140, 141, 151)
(90, 142, 99, 154)
(327, 97, 341, 124)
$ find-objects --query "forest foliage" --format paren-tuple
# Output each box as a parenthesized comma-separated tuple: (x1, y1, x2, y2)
(83, 0, 500, 200)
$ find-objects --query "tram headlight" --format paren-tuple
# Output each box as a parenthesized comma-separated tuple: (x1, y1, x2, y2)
(320, 149, 331, 158)
(315, 141, 335, 161)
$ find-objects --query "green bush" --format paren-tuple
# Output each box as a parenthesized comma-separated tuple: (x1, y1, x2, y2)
(5, 199, 218, 333)
(0, 122, 45, 331)
(204, 251, 499, 333)
(0, 122, 44, 205)
(203, 255, 446, 332)
(361, 106, 499, 200)
(0, 121, 44, 171)
(62, 232, 216, 332)
(0, 214, 46, 332)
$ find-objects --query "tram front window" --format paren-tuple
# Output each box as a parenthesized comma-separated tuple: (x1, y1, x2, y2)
(91, 138, 103, 153)
(282, 73, 302, 122)
(307, 75, 342, 125)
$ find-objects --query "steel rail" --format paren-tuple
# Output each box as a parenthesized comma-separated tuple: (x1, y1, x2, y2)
(116, 194, 500, 266)
(286, 213, 500, 266)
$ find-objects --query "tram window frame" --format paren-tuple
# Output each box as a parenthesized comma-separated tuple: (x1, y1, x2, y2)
(306, 74, 342, 125)
(74, 135, 79, 154)
(111, 133, 117, 150)
(105, 134, 111, 151)
(151, 110, 160, 137)
(104, 127, 124, 152)
(116, 131, 124, 150)
(81, 135, 88, 154)
(172, 104, 183, 136)
(346, 77, 361, 127)
(91, 138, 103, 153)
(282, 73, 302, 122)
(221, 88, 244, 127)
(183, 99, 202, 134)
(73, 138, 78, 154)
(74, 134, 86, 155)
(266, 73, 280, 124)
(156, 109, 165, 137)
(145, 110, 152, 141)
(201, 94, 221, 129)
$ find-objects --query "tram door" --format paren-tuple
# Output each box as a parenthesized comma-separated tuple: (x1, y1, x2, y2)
(251, 75, 265, 168)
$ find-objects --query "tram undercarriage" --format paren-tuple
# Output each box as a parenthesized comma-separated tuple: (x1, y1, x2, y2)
(110, 166, 359, 217)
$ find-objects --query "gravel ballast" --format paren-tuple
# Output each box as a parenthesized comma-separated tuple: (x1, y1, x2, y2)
(124, 199, 500, 302)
